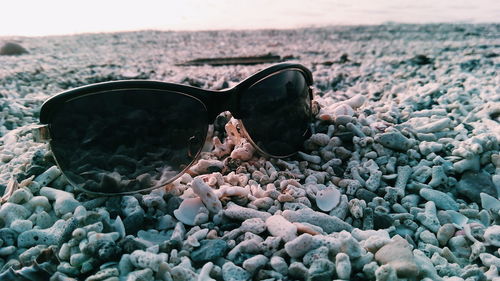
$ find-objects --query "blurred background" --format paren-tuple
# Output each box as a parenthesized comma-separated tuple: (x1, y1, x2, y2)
(1, 0, 499, 36)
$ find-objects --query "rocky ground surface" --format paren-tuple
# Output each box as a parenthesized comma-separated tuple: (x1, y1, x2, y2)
(0, 23, 499, 281)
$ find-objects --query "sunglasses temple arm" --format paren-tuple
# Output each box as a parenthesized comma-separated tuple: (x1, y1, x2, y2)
(31, 124, 51, 143)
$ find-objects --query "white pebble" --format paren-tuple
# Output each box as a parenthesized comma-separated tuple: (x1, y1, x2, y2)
(266, 214, 297, 242)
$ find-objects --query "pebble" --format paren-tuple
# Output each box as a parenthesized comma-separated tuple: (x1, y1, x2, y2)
(419, 188, 459, 211)
(480, 192, 500, 213)
(191, 177, 223, 214)
(456, 170, 497, 203)
(375, 131, 414, 151)
(191, 239, 228, 263)
(265, 214, 297, 242)
(375, 235, 419, 278)
(129, 249, 167, 271)
(0, 203, 31, 227)
(419, 230, 439, 246)
(224, 202, 271, 221)
(86, 268, 119, 281)
(356, 188, 378, 203)
(222, 262, 251, 281)
(284, 233, 316, 258)
(307, 258, 334, 281)
(190, 159, 224, 175)
(17, 219, 68, 247)
(288, 262, 308, 280)
(336, 252, 352, 280)
(484, 225, 500, 247)
(242, 254, 268, 274)
(40, 186, 80, 216)
(416, 201, 441, 233)
(270, 256, 288, 275)
(282, 208, 353, 233)
(373, 211, 394, 230)
(480, 253, 500, 268)
(303, 246, 329, 267)
(0, 42, 29, 55)
(413, 249, 442, 280)
(436, 224, 455, 247)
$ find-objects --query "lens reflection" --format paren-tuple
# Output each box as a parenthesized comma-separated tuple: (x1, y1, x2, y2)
(49, 89, 208, 194)
(239, 70, 311, 156)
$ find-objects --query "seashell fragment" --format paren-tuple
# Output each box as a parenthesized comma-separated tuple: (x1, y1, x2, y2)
(316, 187, 341, 212)
(191, 177, 222, 214)
(173, 197, 205, 226)
(446, 210, 468, 229)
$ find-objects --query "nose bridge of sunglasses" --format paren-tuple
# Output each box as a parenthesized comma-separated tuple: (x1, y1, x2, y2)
(205, 89, 238, 122)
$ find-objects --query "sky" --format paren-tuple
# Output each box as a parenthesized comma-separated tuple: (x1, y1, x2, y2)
(0, 0, 499, 36)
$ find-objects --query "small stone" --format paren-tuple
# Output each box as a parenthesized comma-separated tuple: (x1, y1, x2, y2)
(448, 236, 471, 258)
(240, 218, 266, 234)
(0, 42, 28, 55)
(127, 268, 154, 280)
(375, 235, 419, 278)
(97, 241, 121, 261)
(191, 239, 228, 263)
(190, 159, 224, 174)
(456, 170, 497, 203)
(222, 261, 251, 281)
(356, 188, 378, 203)
(270, 256, 288, 275)
(375, 264, 398, 281)
(165, 196, 182, 216)
(288, 262, 309, 280)
(336, 252, 351, 280)
(436, 224, 455, 247)
(118, 237, 148, 254)
(375, 131, 414, 151)
(129, 250, 167, 272)
(307, 258, 334, 281)
(266, 215, 297, 242)
(480, 192, 500, 213)
(123, 211, 145, 235)
(303, 246, 329, 267)
(0, 229, 18, 246)
(285, 233, 316, 258)
(242, 254, 268, 274)
(408, 54, 433, 65)
(480, 253, 500, 268)
(419, 230, 438, 246)
(419, 188, 459, 211)
(224, 202, 271, 221)
(86, 268, 119, 281)
(191, 177, 222, 214)
(0, 245, 16, 256)
(373, 211, 394, 230)
(282, 208, 352, 233)
(413, 249, 441, 280)
(484, 225, 500, 247)
(416, 201, 441, 233)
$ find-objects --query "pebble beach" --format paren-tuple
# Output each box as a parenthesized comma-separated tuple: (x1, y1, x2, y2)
(0, 23, 499, 280)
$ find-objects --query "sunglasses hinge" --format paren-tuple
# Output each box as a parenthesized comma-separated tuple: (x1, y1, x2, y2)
(32, 124, 51, 143)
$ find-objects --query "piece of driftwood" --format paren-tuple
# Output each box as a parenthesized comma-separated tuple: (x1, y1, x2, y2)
(177, 53, 286, 66)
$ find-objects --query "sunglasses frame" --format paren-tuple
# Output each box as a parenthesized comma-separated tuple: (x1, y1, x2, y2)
(37, 63, 314, 195)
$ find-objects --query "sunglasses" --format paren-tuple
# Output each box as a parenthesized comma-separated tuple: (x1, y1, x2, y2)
(35, 63, 314, 195)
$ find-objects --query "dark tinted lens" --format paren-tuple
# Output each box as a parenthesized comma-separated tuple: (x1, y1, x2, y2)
(239, 69, 311, 156)
(49, 89, 208, 194)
